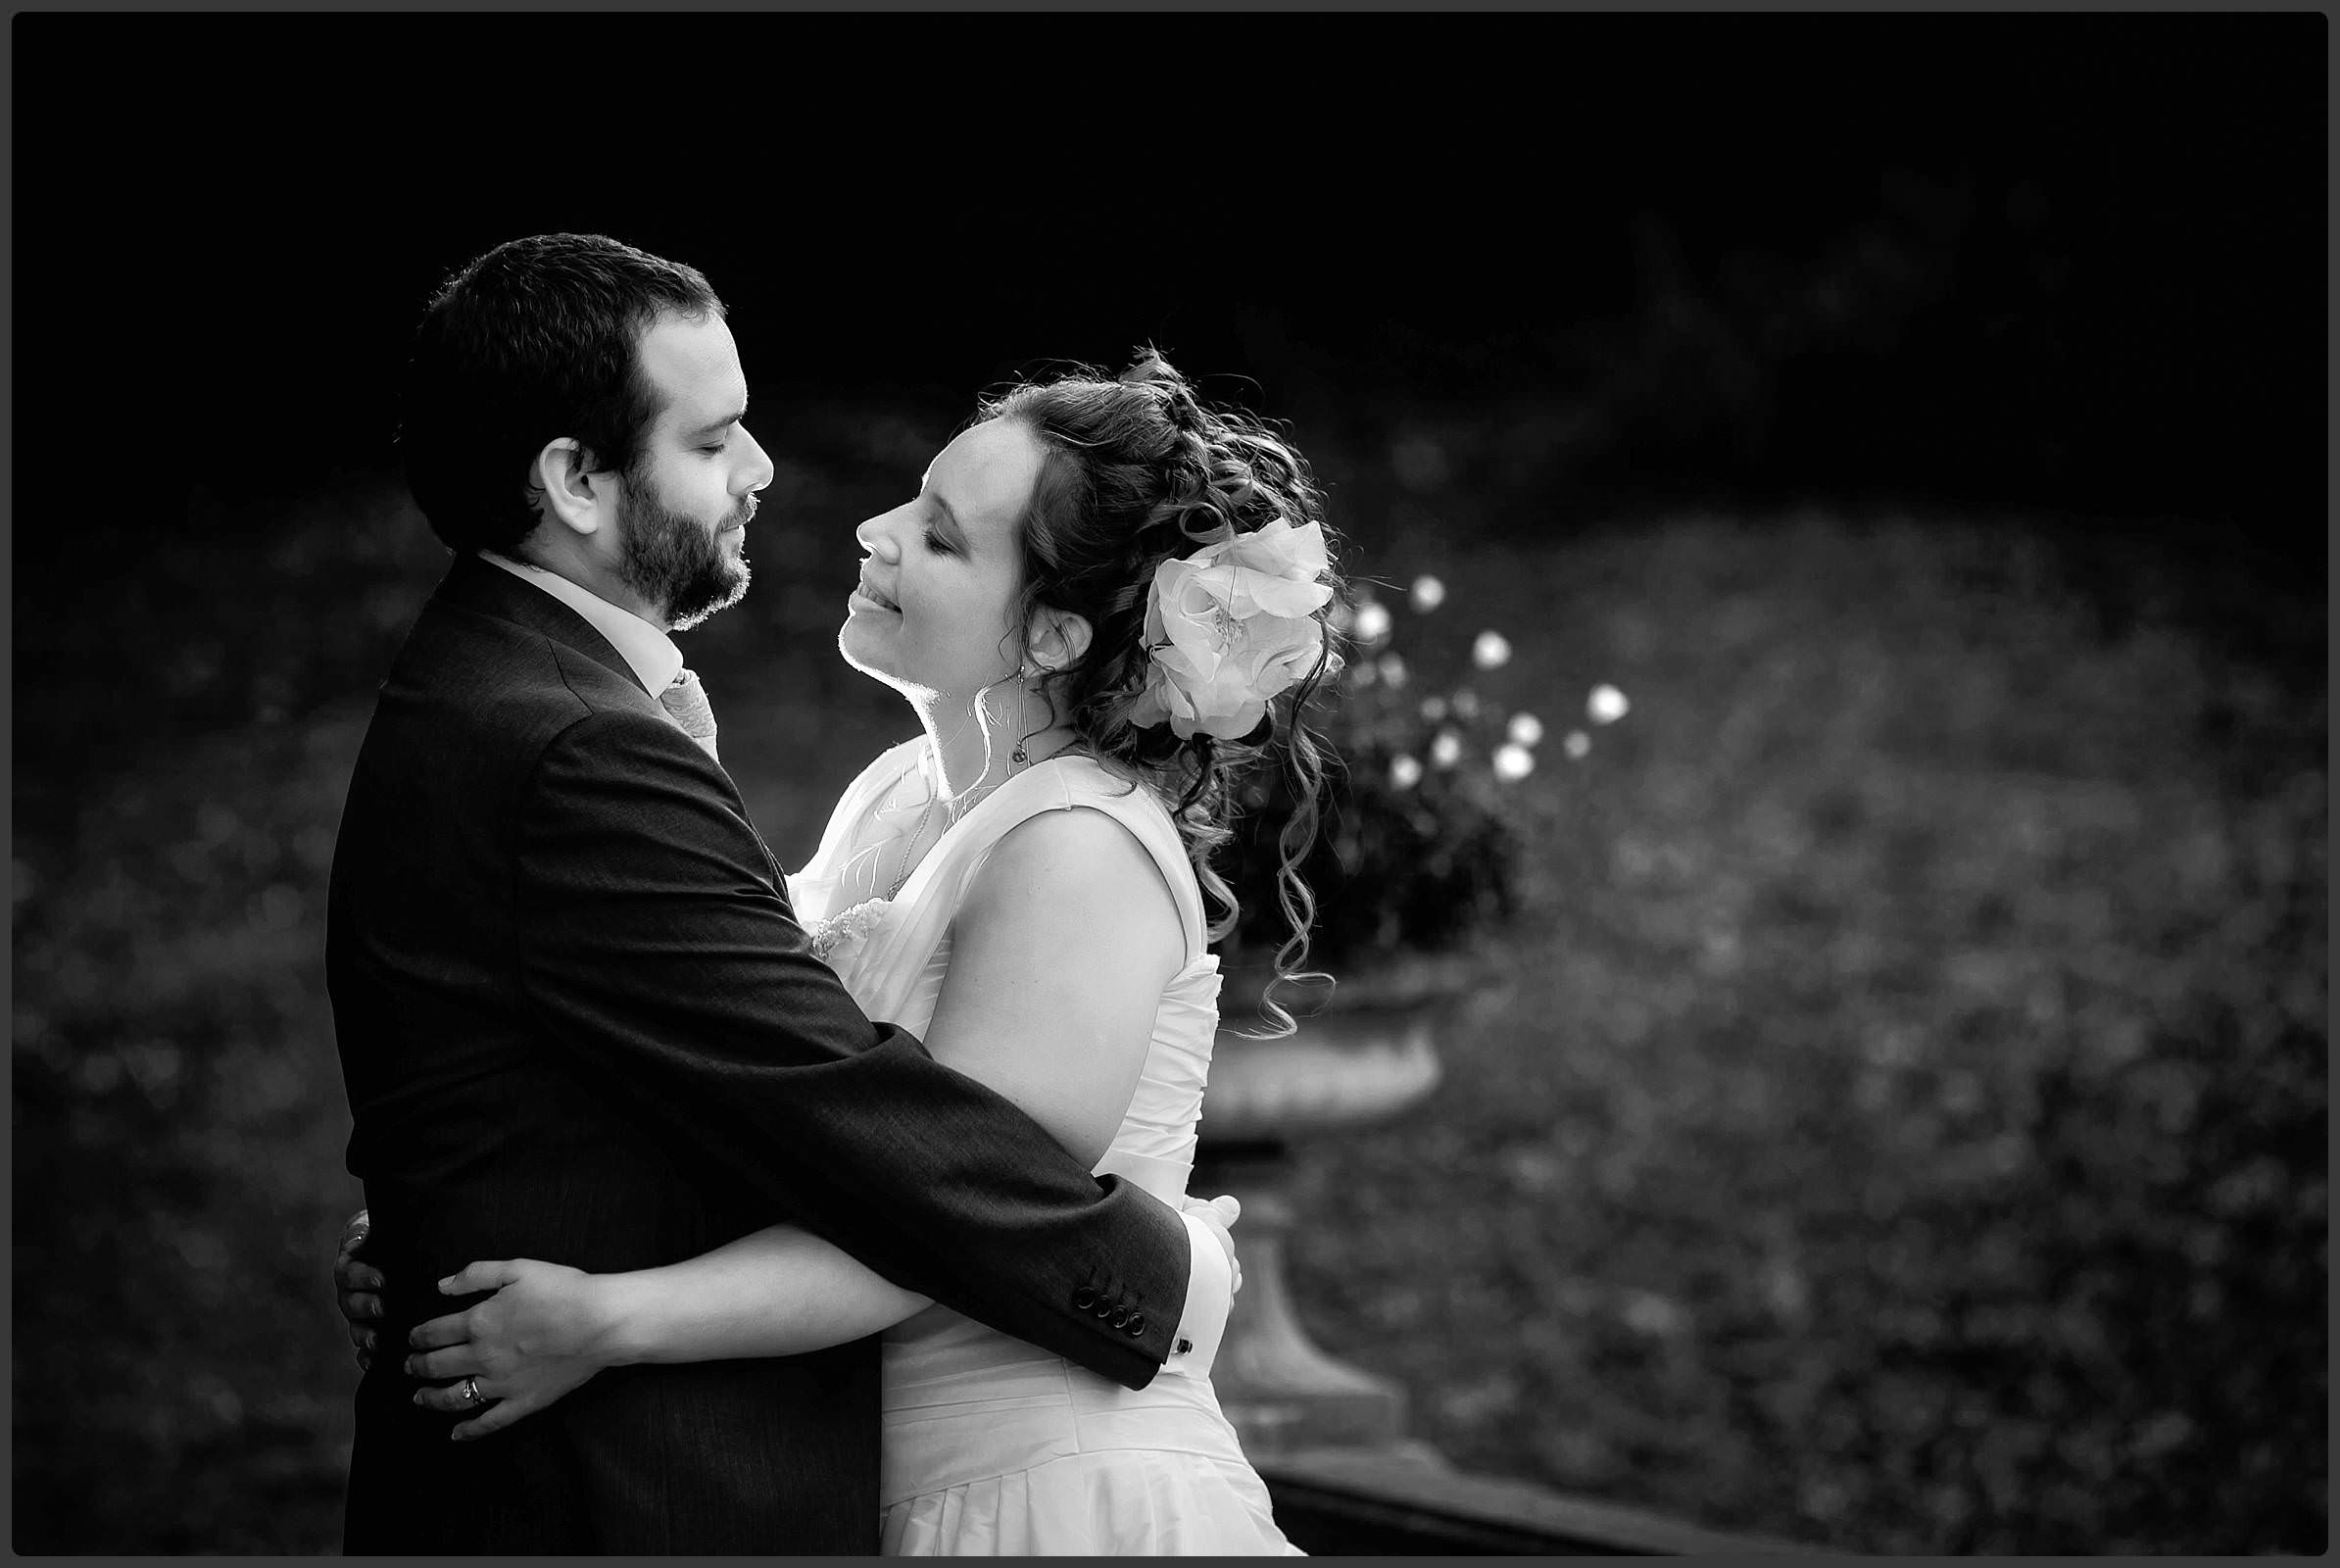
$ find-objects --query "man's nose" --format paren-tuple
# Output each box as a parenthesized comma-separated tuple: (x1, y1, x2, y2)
(739, 427, 775, 493)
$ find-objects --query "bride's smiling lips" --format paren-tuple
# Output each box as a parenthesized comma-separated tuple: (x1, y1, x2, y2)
(849, 574, 901, 613)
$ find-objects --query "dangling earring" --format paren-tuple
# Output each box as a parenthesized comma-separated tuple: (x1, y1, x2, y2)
(1012, 658, 1039, 764)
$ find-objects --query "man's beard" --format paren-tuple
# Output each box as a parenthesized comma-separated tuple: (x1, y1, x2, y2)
(615, 475, 752, 631)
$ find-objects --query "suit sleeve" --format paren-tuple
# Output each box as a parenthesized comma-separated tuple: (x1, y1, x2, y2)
(511, 708, 1189, 1390)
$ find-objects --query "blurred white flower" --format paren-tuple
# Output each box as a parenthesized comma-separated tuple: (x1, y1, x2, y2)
(1353, 658, 1378, 687)
(1389, 755, 1424, 789)
(1586, 683, 1631, 724)
(1377, 653, 1409, 689)
(1563, 729, 1592, 760)
(1492, 743, 1536, 781)
(1450, 689, 1481, 718)
(1472, 630, 1512, 669)
(1352, 601, 1393, 644)
(1507, 711, 1544, 747)
(1430, 730, 1463, 768)
(1419, 696, 1448, 722)
(1409, 574, 1446, 612)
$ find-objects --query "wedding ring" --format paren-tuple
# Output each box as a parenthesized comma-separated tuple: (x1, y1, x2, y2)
(461, 1376, 484, 1407)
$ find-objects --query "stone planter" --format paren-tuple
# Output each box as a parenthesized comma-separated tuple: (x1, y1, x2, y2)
(1194, 952, 1477, 1458)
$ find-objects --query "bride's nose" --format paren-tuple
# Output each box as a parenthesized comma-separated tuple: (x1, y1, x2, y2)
(855, 517, 902, 564)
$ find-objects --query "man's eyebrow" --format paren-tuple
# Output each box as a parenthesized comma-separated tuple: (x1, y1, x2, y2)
(690, 406, 747, 440)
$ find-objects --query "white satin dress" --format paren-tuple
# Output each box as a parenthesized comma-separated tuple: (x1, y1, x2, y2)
(787, 741, 1299, 1556)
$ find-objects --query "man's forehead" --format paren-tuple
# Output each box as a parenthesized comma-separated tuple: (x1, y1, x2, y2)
(638, 314, 746, 419)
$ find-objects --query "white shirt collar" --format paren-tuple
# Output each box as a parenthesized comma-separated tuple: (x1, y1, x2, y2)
(480, 552, 685, 696)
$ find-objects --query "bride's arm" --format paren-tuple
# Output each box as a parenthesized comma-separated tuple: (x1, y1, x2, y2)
(916, 804, 1186, 1166)
(596, 1223, 931, 1364)
(410, 1223, 930, 1381)
(404, 806, 1186, 1429)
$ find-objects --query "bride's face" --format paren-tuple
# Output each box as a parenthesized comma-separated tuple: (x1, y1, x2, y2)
(841, 417, 1045, 698)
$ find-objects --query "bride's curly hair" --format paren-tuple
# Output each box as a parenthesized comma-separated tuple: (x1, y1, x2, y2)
(977, 350, 1344, 1037)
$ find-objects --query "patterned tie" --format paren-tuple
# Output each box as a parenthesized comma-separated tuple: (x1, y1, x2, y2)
(658, 668, 721, 763)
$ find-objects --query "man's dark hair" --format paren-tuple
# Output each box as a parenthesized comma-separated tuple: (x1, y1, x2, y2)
(400, 233, 725, 555)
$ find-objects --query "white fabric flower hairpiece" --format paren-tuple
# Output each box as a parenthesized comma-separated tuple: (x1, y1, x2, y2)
(1129, 518, 1340, 740)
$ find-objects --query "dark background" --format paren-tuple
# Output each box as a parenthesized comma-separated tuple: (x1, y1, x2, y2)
(12, 13, 2327, 1554)
(13, 17, 2326, 535)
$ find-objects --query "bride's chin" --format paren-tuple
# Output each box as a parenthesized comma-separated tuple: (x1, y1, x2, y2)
(836, 638, 905, 690)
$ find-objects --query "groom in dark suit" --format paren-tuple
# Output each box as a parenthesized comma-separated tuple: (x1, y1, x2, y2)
(328, 233, 1232, 1553)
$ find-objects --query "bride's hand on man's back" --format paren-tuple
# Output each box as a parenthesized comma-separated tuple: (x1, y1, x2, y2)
(333, 1214, 610, 1438)
(404, 1258, 613, 1440)
(334, 1207, 386, 1370)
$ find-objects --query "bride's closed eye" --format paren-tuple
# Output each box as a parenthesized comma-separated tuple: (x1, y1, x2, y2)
(914, 498, 961, 557)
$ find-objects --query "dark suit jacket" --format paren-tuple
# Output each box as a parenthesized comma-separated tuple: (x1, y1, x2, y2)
(328, 553, 1192, 1553)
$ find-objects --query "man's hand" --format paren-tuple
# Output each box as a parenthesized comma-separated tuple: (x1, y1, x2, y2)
(1179, 1193, 1242, 1295)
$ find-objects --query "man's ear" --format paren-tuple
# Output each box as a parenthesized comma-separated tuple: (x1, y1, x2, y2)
(532, 438, 614, 539)
(1027, 607, 1094, 673)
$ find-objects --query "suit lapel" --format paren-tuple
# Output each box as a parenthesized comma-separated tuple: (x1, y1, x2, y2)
(427, 553, 794, 888)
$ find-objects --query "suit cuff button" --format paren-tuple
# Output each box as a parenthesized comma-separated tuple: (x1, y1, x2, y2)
(1072, 1287, 1098, 1311)
(1124, 1313, 1147, 1338)
(1108, 1307, 1131, 1329)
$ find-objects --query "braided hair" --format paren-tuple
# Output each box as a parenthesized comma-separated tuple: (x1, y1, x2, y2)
(977, 350, 1344, 1035)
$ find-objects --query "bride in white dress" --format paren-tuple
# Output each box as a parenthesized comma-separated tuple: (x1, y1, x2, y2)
(794, 739, 1273, 1554)
(350, 352, 1343, 1554)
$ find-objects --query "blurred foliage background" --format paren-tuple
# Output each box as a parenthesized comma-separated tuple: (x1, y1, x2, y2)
(13, 16, 2325, 1554)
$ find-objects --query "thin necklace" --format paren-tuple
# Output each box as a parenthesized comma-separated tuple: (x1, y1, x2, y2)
(885, 731, 1068, 899)
(885, 787, 938, 901)
(888, 660, 1066, 903)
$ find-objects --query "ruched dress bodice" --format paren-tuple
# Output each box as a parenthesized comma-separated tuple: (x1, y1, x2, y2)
(787, 742, 1295, 1555)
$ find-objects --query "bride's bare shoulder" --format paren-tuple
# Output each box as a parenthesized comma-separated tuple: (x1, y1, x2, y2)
(959, 805, 1184, 980)
(982, 798, 1176, 906)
